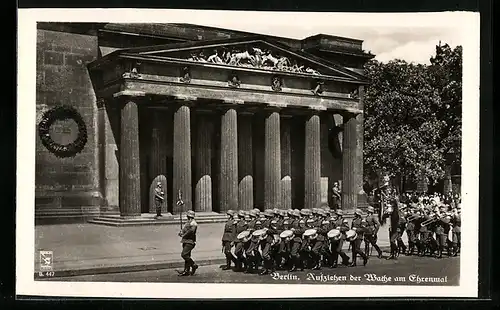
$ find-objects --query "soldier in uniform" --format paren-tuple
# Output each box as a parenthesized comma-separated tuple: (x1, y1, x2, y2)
(178, 210, 199, 276)
(221, 210, 237, 270)
(364, 206, 383, 258)
(405, 209, 419, 256)
(234, 212, 249, 272)
(310, 219, 329, 270)
(332, 210, 350, 266)
(257, 226, 278, 275)
(289, 211, 306, 271)
(396, 206, 408, 256)
(417, 209, 431, 256)
(332, 182, 341, 210)
(244, 228, 261, 274)
(350, 209, 369, 266)
(154, 182, 165, 218)
(435, 214, 449, 259)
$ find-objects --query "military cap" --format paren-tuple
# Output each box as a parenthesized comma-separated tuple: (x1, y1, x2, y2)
(299, 219, 306, 224)
(238, 210, 245, 217)
(354, 209, 363, 216)
(306, 218, 315, 224)
(367, 206, 375, 213)
(342, 218, 349, 224)
(186, 210, 195, 218)
(442, 216, 451, 224)
(335, 209, 343, 216)
(264, 211, 274, 217)
(293, 209, 300, 213)
(321, 220, 330, 225)
(255, 220, 262, 225)
(226, 210, 235, 215)
(271, 219, 278, 225)
(280, 230, 293, 239)
(244, 215, 251, 221)
(249, 210, 257, 217)
(324, 209, 331, 215)
(317, 210, 326, 217)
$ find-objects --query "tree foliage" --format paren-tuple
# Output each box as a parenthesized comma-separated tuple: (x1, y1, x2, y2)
(363, 43, 462, 185)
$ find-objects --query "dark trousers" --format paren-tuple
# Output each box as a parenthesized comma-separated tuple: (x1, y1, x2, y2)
(222, 240, 236, 265)
(364, 234, 382, 256)
(260, 242, 274, 270)
(406, 230, 417, 253)
(181, 243, 196, 269)
(330, 239, 349, 265)
(155, 199, 162, 216)
(311, 240, 324, 263)
(350, 238, 367, 264)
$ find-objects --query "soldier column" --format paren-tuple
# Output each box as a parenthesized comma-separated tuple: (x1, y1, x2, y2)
(304, 111, 321, 210)
(119, 98, 141, 217)
(173, 104, 192, 214)
(219, 107, 238, 212)
(264, 109, 281, 210)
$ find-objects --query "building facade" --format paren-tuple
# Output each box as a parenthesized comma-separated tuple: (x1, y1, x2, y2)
(35, 23, 374, 223)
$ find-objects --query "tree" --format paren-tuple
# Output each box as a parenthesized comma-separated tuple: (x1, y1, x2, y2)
(363, 43, 462, 191)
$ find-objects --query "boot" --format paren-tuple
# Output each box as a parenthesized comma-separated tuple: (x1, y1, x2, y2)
(348, 253, 357, 267)
(259, 260, 270, 275)
(363, 254, 368, 266)
(178, 262, 190, 276)
(222, 257, 231, 270)
(289, 257, 298, 272)
(386, 244, 396, 260)
(437, 248, 442, 259)
(244, 257, 253, 273)
(312, 257, 322, 270)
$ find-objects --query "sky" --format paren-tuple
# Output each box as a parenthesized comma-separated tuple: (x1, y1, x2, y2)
(191, 23, 463, 65)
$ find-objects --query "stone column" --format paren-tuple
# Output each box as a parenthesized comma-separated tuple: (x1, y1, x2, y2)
(172, 105, 192, 214)
(119, 99, 141, 217)
(219, 108, 238, 212)
(280, 115, 292, 210)
(342, 112, 358, 212)
(238, 112, 253, 211)
(304, 113, 321, 210)
(264, 111, 281, 210)
(194, 113, 213, 212)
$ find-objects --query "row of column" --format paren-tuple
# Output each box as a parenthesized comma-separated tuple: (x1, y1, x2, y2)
(118, 98, 359, 216)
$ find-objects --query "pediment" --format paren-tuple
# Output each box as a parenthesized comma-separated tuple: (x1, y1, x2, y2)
(116, 37, 367, 82)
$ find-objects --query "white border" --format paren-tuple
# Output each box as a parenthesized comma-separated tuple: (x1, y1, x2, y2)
(16, 9, 480, 298)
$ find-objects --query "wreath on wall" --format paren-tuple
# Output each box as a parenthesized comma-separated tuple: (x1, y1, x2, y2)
(38, 105, 88, 158)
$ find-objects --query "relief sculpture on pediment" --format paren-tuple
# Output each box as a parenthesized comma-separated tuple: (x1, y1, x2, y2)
(184, 45, 322, 76)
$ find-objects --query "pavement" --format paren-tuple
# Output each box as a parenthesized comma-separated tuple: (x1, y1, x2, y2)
(46, 255, 460, 286)
(34, 221, 408, 278)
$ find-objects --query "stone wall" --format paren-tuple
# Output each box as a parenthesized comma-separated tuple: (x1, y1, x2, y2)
(35, 29, 104, 223)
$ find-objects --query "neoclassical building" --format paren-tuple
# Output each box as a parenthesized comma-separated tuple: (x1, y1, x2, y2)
(35, 23, 374, 224)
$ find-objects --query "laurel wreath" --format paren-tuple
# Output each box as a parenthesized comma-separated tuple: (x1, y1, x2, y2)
(38, 105, 88, 158)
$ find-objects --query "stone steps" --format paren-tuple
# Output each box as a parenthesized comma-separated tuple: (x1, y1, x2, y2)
(88, 212, 229, 227)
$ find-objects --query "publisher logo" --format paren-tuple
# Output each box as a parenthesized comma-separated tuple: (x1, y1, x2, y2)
(40, 251, 53, 271)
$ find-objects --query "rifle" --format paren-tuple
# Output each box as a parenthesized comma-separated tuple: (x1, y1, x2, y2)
(177, 190, 184, 232)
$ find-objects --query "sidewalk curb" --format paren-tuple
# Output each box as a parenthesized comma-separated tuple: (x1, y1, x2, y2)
(37, 245, 393, 279)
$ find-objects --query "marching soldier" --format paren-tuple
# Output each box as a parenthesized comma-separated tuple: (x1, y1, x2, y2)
(178, 210, 199, 276)
(332, 210, 350, 266)
(364, 206, 383, 258)
(417, 208, 432, 256)
(310, 219, 329, 270)
(256, 226, 278, 275)
(451, 207, 461, 256)
(396, 206, 408, 256)
(350, 209, 369, 266)
(289, 210, 306, 272)
(244, 228, 261, 274)
(154, 182, 165, 218)
(435, 214, 449, 259)
(233, 211, 249, 272)
(221, 210, 237, 270)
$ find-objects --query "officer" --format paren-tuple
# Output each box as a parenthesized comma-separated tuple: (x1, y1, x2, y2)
(350, 209, 369, 266)
(364, 206, 383, 258)
(451, 207, 461, 256)
(221, 210, 237, 270)
(154, 181, 165, 218)
(234, 212, 249, 272)
(333, 209, 350, 266)
(178, 210, 199, 276)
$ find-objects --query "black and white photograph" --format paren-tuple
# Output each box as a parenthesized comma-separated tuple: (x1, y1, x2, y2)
(17, 9, 479, 298)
